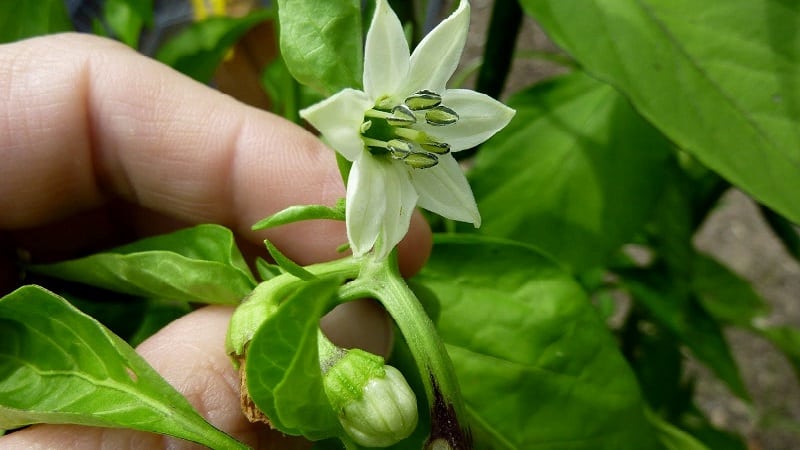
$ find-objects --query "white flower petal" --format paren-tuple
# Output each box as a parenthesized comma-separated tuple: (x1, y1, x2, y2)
(346, 156, 384, 256)
(404, 0, 470, 94)
(363, 0, 410, 100)
(346, 155, 418, 258)
(300, 89, 373, 161)
(410, 155, 480, 227)
(377, 162, 418, 259)
(418, 89, 516, 152)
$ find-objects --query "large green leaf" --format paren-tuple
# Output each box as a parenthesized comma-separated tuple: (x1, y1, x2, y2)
(520, 0, 800, 224)
(156, 9, 273, 83)
(29, 224, 256, 305)
(0, 286, 247, 449)
(0, 0, 72, 43)
(469, 71, 671, 272)
(412, 235, 659, 450)
(245, 277, 342, 440)
(276, 0, 362, 95)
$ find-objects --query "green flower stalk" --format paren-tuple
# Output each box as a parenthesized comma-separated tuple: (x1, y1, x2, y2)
(319, 332, 418, 447)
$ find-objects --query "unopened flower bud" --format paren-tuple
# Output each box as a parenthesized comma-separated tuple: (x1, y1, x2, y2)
(322, 347, 418, 447)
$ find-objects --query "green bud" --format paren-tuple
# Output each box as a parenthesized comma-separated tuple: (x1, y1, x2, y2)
(404, 90, 442, 111)
(386, 104, 417, 126)
(403, 151, 439, 169)
(424, 105, 459, 126)
(322, 346, 418, 447)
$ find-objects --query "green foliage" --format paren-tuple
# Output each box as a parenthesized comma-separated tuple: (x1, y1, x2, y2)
(4, 0, 800, 448)
(28, 225, 256, 305)
(0, 0, 72, 43)
(102, 0, 153, 48)
(276, 0, 363, 95)
(412, 236, 660, 449)
(469, 71, 672, 272)
(245, 277, 343, 440)
(0, 286, 247, 449)
(156, 9, 273, 83)
(520, 0, 800, 224)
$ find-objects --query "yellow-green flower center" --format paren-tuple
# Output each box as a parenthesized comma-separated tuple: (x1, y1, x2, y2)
(361, 90, 459, 169)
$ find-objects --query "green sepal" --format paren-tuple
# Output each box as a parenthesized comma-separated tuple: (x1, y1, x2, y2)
(252, 200, 345, 231)
(264, 239, 317, 280)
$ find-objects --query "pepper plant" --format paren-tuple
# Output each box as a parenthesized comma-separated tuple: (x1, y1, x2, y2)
(2, 0, 800, 449)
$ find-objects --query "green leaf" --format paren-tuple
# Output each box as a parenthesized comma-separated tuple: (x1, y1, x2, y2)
(255, 256, 283, 281)
(29, 224, 256, 305)
(102, 0, 153, 48)
(252, 201, 345, 231)
(520, 0, 800, 224)
(0, 0, 72, 43)
(469, 71, 671, 272)
(623, 272, 750, 400)
(245, 277, 342, 440)
(759, 326, 800, 378)
(156, 9, 273, 83)
(692, 253, 770, 327)
(0, 286, 248, 449)
(691, 253, 800, 379)
(264, 240, 316, 280)
(276, 0, 363, 95)
(411, 235, 659, 449)
(648, 410, 710, 450)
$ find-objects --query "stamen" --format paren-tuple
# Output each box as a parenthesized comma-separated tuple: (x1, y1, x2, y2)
(393, 127, 426, 141)
(362, 137, 388, 148)
(404, 90, 442, 111)
(387, 105, 416, 126)
(425, 105, 459, 126)
(403, 151, 439, 169)
(420, 141, 450, 154)
(386, 139, 414, 160)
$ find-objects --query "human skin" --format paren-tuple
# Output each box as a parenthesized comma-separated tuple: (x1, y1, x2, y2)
(0, 33, 432, 449)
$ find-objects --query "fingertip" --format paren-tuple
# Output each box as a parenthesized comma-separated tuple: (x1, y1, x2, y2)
(396, 211, 432, 278)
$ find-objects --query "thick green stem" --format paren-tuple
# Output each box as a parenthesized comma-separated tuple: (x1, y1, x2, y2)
(341, 253, 470, 449)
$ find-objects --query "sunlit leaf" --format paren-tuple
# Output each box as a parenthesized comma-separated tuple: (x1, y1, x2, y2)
(0, 286, 247, 449)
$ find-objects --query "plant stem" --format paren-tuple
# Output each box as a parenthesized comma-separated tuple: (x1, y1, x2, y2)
(476, 0, 523, 99)
(340, 253, 469, 448)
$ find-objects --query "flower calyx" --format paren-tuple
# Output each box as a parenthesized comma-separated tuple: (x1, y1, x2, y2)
(320, 333, 418, 447)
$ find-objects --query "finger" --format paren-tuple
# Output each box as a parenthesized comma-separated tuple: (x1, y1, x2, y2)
(0, 306, 310, 450)
(0, 33, 431, 275)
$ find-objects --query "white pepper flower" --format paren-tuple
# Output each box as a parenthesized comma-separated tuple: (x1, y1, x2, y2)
(300, 0, 515, 259)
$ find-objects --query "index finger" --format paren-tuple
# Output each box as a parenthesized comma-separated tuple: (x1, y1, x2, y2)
(0, 33, 431, 274)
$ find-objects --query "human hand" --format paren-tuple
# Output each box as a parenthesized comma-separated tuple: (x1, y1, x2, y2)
(0, 33, 431, 449)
